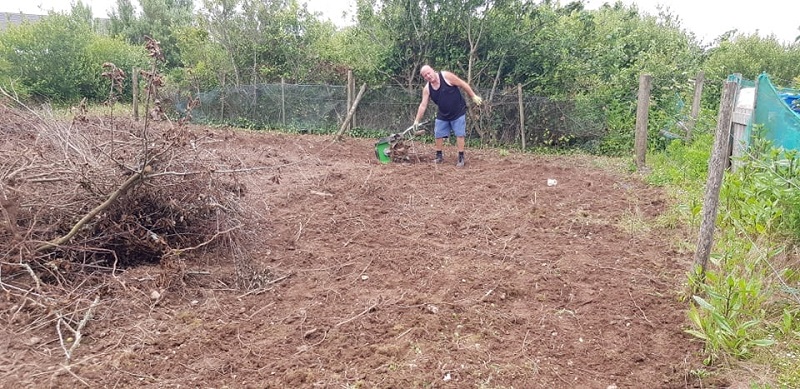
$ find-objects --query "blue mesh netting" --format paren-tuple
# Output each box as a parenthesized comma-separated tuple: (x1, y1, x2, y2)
(745, 73, 800, 150)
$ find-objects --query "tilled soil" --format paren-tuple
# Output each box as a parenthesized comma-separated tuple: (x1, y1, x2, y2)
(1, 125, 707, 388)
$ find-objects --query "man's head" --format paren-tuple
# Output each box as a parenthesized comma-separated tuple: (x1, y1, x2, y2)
(420, 65, 437, 83)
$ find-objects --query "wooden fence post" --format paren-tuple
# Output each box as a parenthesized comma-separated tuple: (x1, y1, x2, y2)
(220, 73, 226, 121)
(347, 70, 353, 131)
(634, 74, 653, 170)
(349, 71, 357, 128)
(687, 71, 705, 140)
(518, 84, 526, 150)
(692, 79, 738, 280)
(334, 83, 367, 141)
(132, 67, 139, 121)
(281, 77, 286, 126)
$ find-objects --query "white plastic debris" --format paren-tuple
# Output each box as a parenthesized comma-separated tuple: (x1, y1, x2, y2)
(547, 178, 558, 186)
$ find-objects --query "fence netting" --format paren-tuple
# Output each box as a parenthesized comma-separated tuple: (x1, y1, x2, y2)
(745, 73, 800, 151)
(167, 83, 607, 148)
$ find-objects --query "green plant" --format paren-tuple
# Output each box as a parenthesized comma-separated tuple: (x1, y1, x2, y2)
(689, 368, 710, 379)
(349, 127, 385, 138)
(720, 133, 800, 240)
(777, 306, 800, 337)
(686, 270, 775, 364)
(646, 132, 713, 188)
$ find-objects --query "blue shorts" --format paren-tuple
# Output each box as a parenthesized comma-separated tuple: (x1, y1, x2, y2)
(434, 114, 466, 139)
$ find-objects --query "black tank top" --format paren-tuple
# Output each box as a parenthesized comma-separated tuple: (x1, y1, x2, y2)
(429, 72, 466, 121)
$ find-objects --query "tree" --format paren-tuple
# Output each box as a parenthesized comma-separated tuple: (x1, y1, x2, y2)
(195, 0, 242, 85)
(109, 0, 194, 68)
(0, 10, 147, 103)
(173, 25, 231, 90)
(703, 33, 800, 106)
(196, 0, 331, 85)
(350, 0, 501, 90)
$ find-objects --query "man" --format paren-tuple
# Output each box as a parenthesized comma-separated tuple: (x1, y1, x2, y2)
(414, 65, 482, 167)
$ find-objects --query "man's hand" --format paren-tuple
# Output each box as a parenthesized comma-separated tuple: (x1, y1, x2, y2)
(413, 120, 426, 135)
(472, 95, 483, 106)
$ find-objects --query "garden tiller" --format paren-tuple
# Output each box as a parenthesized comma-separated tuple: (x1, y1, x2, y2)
(374, 120, 429, 164)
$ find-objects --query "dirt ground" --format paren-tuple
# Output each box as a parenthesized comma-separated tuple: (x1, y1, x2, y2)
(1, 119, 713, 388)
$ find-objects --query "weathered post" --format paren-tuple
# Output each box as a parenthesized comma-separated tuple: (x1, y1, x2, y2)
(518, 84, 526, 150)
(281, 77, 286, 126)
(634, 74, 653, 170)
(220, 73, 226, 121)
(349, 71, 357, 128)
(692, 79, 738, 280)
(347, 70, 354, 131)
(686, 71, 705, 140)
(132, 67, 139, 121)
(334, 84, 367, 141)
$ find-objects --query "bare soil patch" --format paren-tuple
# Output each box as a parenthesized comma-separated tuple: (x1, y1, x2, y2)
(1, 115, 709, 388)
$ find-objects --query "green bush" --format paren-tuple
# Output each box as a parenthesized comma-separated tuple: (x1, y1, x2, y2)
(0, 13, 146, 104)
(0, 14, 92, 102)
(85, 36, 148, 103)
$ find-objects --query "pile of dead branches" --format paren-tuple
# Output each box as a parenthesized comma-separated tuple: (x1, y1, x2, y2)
(0, 100, 248, 283)
(0, 36, 262, 292)
(0, 38, 281, 372)
(0, 96, 269, 365)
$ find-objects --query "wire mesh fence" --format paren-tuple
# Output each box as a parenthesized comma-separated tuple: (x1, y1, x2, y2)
(166, 82, 607, 149)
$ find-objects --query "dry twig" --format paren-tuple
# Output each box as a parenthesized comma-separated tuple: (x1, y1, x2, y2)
(335, 297, 381, 328)
(56, 295, 100, 362)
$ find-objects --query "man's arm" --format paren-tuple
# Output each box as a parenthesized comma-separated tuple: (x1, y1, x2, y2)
(442, 71, 479, 101)
(414, 84, 430, 123)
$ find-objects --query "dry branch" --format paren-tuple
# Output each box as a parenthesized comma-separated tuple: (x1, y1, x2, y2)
(37, 170, 147, 252)
(57, 295, 100, 362)
(19, 262, 42, 293)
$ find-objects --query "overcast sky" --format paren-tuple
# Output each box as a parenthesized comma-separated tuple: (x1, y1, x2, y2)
(585, 0, 799, 45)
(7, 0, 799, 45)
